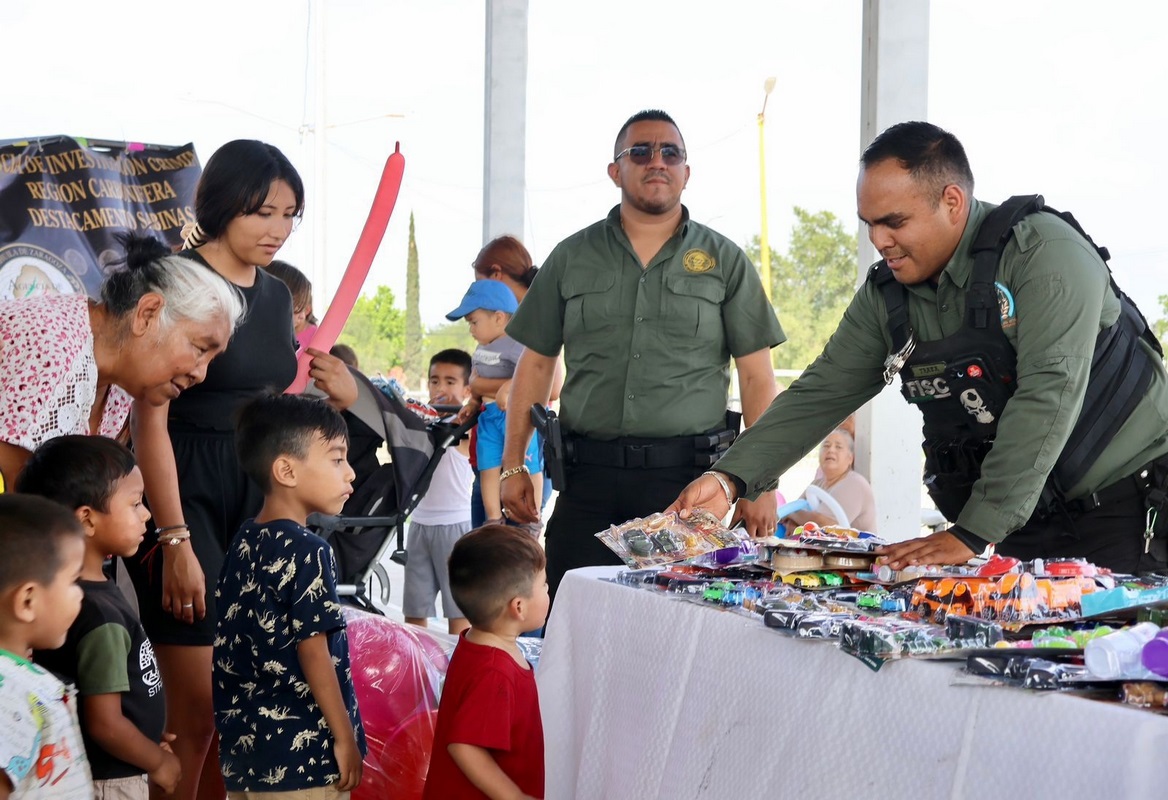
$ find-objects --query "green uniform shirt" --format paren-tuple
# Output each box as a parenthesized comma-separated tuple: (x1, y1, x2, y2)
(716, 198, 1168, 542)
(507, 205, 785, 439)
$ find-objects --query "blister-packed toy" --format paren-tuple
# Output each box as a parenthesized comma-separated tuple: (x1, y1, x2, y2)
(596, 510, 749, 568)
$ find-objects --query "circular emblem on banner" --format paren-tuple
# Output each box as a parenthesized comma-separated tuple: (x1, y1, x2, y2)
(0, 244, 84, 300)
(683, 249, 716, 273)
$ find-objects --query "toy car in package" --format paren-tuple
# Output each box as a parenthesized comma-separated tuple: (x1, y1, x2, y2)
(597, 511, 749, 568)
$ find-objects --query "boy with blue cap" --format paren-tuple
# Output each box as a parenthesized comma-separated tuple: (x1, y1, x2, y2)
(447, 280, 543, 531)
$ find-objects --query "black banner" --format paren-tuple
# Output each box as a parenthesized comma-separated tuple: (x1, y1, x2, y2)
(0, 136, 201, 300)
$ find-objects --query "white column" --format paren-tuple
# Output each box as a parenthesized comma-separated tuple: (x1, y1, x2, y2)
(483, 0, 528, 243)
(855, 0, 930, 542)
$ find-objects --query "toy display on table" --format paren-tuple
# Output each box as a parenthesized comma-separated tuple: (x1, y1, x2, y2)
(907, 573, 1095, 627)
(604, 550, 1168, 711)
(344, 608, 452, 800)
(1080, 573, 1168, 617)
(597, 510, 750, 568)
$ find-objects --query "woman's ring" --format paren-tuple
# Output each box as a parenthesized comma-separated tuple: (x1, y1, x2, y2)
(181, 603, 194, 608)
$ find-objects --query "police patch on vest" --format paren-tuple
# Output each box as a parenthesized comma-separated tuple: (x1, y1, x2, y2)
(904, 377, 951, 401)
(683, 249, 716, 273)
(911, 362, 946, 378)
(959, 388, 995, 423)
(995, 281, 1017, 329)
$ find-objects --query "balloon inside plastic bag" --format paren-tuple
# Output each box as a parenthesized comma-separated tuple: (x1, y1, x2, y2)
(343, 607, 455, 799)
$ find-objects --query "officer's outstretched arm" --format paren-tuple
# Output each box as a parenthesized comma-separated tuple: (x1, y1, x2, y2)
(667, 471, 736, 521)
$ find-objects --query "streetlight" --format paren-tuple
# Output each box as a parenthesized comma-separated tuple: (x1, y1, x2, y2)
(758, 76, 777, 302)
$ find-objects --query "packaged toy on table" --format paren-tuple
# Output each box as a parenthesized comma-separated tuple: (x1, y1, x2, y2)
(1121, 682, 1168, 710)
(908, 571, 1097, 627)
(597, 511, 750, 569)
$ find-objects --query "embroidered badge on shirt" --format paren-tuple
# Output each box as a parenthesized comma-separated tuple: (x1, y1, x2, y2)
(683, 249, 716, 273)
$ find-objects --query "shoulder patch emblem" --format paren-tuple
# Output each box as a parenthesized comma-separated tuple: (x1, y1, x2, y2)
(995, 281, 1017, 329)
(683, 249, 716, 273)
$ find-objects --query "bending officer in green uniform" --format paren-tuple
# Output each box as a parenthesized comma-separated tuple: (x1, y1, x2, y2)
(670, 121, 1168, 574)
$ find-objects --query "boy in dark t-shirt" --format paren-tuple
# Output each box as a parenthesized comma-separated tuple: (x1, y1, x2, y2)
(21, 436, 179, 798)
(423, 524, 549, 800)
(213, 394, 365, 797)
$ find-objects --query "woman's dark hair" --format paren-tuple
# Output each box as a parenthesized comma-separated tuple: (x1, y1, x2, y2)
(195, 140, 306, 239)
(16, 435, 137, 513)
(472, 235, 538, 288)
(102, 232, 245, 332)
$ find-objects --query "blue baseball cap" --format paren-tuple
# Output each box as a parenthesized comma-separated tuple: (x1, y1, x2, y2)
(446, 279, 519, 320)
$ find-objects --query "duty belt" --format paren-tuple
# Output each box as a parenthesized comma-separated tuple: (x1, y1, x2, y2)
(569, 430, 735, 470)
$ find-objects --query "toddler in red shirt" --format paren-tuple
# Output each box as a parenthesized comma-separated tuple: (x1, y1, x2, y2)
(423, 524, 548, 800)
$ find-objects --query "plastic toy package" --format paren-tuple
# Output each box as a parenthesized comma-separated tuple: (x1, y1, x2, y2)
(907, 572, 1099, 628)
(838, 616, 951, 662)
(1080, 574, 1168, 617)
(597, 511, 750, 569)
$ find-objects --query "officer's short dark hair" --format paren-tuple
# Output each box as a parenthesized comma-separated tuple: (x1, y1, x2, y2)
(861, 121, 975, 200)
(614, 110, 685, 157)
(236, 394, 349, 493)
(0, 495, 84, 591)
(448, 524, 546, 628)
(16, 435, 137, 513)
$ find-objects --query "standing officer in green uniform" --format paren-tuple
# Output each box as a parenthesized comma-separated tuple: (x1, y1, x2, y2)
(501, 109, 786, 602)
(671, 121, 1168, 574)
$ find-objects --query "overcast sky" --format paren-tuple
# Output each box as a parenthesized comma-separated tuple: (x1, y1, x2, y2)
(7, 0, 1167, 329)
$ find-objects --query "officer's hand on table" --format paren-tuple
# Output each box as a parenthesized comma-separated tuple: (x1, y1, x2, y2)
(666, 473, 732, 521)
(501, 471, 540, 524)
(731, 492, 777, 538)
(875, 530, 976, 570)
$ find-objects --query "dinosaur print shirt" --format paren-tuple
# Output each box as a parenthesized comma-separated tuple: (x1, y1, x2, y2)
(212, 519, 366, 792)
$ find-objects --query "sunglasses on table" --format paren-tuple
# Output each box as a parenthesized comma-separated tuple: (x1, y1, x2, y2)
(614, 144, 687, 167)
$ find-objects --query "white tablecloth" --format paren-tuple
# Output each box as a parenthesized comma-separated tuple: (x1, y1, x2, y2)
(537, 566, 1168, 799)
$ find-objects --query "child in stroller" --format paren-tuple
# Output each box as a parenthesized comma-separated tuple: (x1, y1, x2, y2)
(311, 366, 475, 613)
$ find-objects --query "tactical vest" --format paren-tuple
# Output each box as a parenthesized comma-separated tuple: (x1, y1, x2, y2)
(871, 195, 1162, 522)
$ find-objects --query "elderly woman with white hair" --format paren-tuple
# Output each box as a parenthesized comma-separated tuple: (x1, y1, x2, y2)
(782, 427, 878, 532)
(0, 232, 245, 488)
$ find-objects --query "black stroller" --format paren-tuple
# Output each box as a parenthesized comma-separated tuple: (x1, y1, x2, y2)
(311, 370, 474, 612)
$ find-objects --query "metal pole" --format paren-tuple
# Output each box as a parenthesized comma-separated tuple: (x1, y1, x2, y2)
(758, 77, 776, 301)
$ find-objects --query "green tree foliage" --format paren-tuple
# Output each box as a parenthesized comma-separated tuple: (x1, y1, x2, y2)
(422, 321, 478, 367)
(1156, 294, 1168, 344)
(337, 285, 406, 376)
(403, 212, 423, 387)
(748, 207, 859, 373)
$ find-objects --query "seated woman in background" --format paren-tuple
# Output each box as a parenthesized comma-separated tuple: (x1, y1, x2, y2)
(782, 428, 878, 532)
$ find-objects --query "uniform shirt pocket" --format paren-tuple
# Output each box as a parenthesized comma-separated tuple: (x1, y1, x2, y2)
(563, 271, 617, 338)
(663, 272, 726, 342)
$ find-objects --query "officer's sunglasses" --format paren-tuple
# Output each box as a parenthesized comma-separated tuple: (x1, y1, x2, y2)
(615, 144, 687, 167)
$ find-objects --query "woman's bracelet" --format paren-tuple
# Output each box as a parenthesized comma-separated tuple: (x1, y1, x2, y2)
(702, 471, 736, 508)
(499, 465, 530, 482)
(157, 525, 191, 546)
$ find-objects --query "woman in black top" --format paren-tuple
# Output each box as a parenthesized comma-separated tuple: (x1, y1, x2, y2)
(126, 140, 356, 800)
